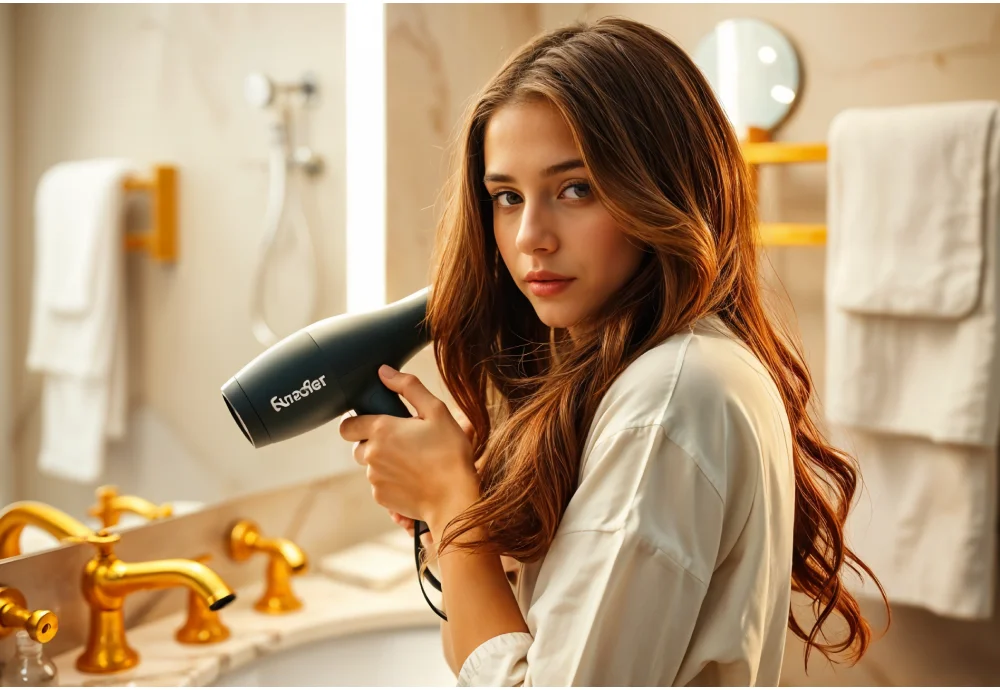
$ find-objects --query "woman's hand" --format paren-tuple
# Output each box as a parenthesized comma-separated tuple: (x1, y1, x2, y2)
(387, 410, 474, 537)
(339, 365, 481, 538)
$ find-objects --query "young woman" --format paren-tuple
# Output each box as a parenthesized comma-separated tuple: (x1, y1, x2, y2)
(340, 16, 884, 686)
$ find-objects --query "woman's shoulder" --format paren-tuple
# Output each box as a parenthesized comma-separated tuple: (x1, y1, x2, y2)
(587, 315, 784, 434)
(583, 315, 792, 500)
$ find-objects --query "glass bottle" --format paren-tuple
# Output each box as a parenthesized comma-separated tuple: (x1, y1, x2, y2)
(0, 631, 58, 687)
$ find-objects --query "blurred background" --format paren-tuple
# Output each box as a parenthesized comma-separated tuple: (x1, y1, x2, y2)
(1, 2, 999, 685)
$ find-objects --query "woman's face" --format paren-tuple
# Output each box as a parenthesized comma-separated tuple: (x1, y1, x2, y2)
(484, 98, 645, 333)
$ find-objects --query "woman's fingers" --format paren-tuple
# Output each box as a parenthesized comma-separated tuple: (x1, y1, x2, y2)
(387, 508, 431, 546)
(352, 440, 366, 466)
(457, 413, 474, 441)
(389, 510, 416, 537)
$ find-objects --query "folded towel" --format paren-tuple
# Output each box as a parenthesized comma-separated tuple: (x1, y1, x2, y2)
(26, 159, 135, 483)
(319, 537, 415, 590)
(826, 101, 1000, 618)
(826, 101, 1000, 446)
(841, 428, 997, 619)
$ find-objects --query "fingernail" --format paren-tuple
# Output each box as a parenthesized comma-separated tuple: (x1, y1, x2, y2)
(379, 364, 398, 378)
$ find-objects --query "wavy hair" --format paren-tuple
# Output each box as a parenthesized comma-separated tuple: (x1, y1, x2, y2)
(425, 16, 887, 667)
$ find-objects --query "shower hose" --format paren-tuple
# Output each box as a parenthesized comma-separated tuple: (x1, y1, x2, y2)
(250, 108, 318, 347)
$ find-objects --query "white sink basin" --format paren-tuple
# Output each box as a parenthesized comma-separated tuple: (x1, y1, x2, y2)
(211, 625, 456, 687)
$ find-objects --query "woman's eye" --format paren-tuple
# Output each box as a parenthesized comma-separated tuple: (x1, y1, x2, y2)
(561, 183, 591, 200)
(493, 191, 522, 207)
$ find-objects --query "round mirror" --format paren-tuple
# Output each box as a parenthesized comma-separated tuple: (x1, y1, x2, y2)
(693, 18, 801, 136)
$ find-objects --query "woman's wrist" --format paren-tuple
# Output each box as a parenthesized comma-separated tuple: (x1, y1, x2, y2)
(423, 468, 481, 541)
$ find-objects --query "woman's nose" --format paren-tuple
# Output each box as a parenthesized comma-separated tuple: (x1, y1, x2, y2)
(515, 202, 558, 255)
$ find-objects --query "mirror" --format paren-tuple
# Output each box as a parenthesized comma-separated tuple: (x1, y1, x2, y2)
(0, 4, 348, 564)
(693, 18, 801, 137)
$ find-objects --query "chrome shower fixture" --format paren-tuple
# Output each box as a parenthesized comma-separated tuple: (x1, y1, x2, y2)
(244, 72, 319, 110)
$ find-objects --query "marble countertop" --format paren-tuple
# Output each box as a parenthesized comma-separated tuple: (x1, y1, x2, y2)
(52, 540, 443, 686)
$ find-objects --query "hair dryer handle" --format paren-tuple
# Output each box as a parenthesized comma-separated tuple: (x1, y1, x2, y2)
(354, 378, 412, 419)
(352, 374, 448, 621)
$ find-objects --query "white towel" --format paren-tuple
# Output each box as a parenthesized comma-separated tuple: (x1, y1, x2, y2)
(826, 101, 1000, 446)
(826, 101, 1000, 618)
(838, 427, 997, 619)
(26, 159, 135, 483)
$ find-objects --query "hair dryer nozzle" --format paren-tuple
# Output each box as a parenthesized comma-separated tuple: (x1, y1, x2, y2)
(222, 377, 268, 447)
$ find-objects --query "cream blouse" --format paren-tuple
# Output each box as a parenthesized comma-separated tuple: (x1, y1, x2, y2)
(456, 317, 796, 686)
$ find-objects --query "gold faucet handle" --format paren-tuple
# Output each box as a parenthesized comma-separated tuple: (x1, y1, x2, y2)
(66, 528, 121, 558)
(0, 587, 58, 644)
(89, 485, 173, 529)
(227, 519, 308, 614)
(227, 519, 262, 563)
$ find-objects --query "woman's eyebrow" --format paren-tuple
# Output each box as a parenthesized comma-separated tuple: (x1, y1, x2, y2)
(483, 158, 585, 184)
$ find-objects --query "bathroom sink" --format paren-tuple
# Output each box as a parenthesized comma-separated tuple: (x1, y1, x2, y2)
(211, 625, 455, 687)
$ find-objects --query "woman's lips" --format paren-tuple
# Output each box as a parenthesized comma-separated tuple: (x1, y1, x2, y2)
(527, 279, 575, 297)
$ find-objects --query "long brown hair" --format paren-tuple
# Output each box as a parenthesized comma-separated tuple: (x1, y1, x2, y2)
(426, 16, 887, 667)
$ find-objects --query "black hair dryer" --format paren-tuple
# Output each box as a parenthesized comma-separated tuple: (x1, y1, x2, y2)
(220, 287, 448, 620)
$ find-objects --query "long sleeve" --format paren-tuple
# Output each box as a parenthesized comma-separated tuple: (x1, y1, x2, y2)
(457, 425, 725, 686)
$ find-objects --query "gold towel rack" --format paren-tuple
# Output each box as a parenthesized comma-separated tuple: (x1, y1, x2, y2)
(741, 127, 827, 246)
(122, 165, 177, 262)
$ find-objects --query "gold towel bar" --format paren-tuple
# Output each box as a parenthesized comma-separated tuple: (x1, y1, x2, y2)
(123, 165, 177, 262)
(742, 127, 827, 246)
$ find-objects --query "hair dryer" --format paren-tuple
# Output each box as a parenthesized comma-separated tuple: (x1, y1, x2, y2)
(220, 287, 448, 619)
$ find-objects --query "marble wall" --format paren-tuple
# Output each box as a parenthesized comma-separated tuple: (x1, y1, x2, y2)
(9, 4, 353, 519)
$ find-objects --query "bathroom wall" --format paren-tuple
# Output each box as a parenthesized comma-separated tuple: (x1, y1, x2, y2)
(0, 5, 13, 507)
(9, 4, 354, 519)
(385, 3, 1000, 686)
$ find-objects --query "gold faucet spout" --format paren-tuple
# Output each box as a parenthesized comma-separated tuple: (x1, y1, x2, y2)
(88, 558, 235, 610)
(77, 531, 236, 674)
(268, 539, 307, 573)
(0, 501, 93, 558)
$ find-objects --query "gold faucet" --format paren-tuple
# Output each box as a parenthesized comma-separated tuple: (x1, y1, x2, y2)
(75, 530, 236, 674)
(175, 554, 231, 645)
(0, 586, 58, 644)
(0, 501, 94, 559)
(88, 485, 173, 529)
(227, 519, 307, 614)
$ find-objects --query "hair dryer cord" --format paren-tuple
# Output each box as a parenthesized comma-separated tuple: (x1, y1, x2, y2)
(415, 521, 447, 620)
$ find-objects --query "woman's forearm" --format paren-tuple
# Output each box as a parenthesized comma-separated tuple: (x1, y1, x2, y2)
(425, 475, 530, 673)
(439, 555, 522, 677)
(432, 523, 530, 671)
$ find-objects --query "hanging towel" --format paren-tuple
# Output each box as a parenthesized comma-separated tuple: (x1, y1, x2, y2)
(826, 101, 1000, 618)
(26, 159, 135, 483)
(837, 427, 997, 619)
(826, 101, 1000, 446)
